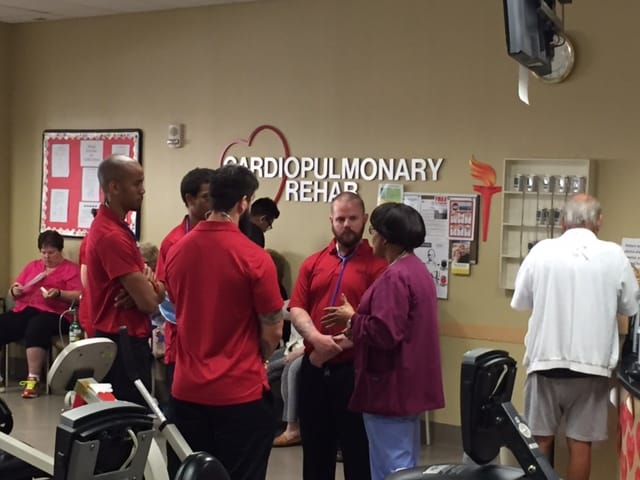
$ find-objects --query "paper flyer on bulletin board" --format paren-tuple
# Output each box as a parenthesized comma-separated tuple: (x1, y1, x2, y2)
(377, 183, 404, 205)
(404, 192, 479, 299)
(622, 238, 640, 269)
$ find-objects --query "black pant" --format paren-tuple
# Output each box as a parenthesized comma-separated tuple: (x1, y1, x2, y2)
(94, 330, 152, 408)
(169, 391, 275, 480)
(0, 307, 68, 349)
(298, 354, 371, 480)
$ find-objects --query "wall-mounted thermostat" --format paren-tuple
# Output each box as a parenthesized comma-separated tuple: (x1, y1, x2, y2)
(167, 123, 184, 148)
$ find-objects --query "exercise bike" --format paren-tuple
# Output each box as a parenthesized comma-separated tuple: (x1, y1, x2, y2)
(0, 333, 229, 479)
(387, 349, 559, 480)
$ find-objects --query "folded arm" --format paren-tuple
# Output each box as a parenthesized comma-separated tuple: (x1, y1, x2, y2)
(119, 270, 163, 315)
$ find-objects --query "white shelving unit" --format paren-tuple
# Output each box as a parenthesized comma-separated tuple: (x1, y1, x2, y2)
(499, 158, 596, 290)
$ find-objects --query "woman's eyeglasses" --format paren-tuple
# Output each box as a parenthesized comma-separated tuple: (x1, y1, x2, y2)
(368, 225, 376, 235)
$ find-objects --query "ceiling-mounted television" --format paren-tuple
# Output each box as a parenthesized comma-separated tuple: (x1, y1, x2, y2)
(503, 0, 558, 76)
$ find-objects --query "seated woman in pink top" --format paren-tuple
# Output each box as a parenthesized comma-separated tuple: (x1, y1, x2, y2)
(1, 230, 82, 398)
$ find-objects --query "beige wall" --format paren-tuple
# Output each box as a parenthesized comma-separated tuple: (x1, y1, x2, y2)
(0, 22, 10, 296)
(5, 0, 640, 439)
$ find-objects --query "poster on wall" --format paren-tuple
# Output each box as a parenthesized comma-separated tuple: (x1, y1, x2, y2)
(40, 129, 142, 238)
(404, 192, 479, 299)
(377, 183, 404, 205)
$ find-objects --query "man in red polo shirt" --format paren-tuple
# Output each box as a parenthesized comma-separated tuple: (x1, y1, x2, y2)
(290, 192, 388, 480)
(165, 164, 283, 480)
(85, 155, 162, 406)
(155, 167, 214, 392)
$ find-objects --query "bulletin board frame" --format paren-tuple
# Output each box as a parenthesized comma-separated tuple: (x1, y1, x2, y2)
(40, 129, 143, 239)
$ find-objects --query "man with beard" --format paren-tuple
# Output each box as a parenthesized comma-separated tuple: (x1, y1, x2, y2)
(85, 155, 162, 405)
(290, 192, 388, 480)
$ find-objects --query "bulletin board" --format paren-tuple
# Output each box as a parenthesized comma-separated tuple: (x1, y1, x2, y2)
(404, 192, 480, 299)
(40, 129, 142, 238)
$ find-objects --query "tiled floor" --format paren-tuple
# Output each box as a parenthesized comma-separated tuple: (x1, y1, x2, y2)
(0, 389, 465, 479)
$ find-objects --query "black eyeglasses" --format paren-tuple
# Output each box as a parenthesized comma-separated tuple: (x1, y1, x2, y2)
(368, 225, 376, 234)
(264, 217, 274, 231)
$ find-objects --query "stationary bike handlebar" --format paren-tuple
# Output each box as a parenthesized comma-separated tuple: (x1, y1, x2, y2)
(118, 326, 193, 461)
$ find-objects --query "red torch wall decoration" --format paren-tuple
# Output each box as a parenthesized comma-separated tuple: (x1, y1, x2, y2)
(470, 155, 502, 242)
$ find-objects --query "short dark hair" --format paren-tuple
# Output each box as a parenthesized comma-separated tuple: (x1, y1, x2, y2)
(370, 203, 426, 250)
(180, 168, 215, 206)
(38, 230, 64, 251)
(209, 165, 259, 212)
(251, 197, 280, 220)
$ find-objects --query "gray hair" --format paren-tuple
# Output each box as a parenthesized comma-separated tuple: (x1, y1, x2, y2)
(562, 194, 601, 229)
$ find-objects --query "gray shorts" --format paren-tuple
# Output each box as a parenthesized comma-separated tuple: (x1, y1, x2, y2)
(524, 372, 609, 442)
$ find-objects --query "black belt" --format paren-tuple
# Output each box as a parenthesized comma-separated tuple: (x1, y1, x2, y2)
(536, 368, 594, 379)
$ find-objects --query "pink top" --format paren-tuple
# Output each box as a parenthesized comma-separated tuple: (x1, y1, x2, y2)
(13, 259, 82, 316)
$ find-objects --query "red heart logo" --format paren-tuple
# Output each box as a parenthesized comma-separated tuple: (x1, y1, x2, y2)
(219, 125, 291, 204)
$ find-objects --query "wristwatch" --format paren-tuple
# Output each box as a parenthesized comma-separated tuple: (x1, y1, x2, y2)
(344, 318, 353, 339)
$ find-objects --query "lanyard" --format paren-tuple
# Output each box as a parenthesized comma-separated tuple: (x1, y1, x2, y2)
(329, 247, 357, 306)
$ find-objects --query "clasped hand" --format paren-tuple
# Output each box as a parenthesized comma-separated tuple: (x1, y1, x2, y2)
(308, 333, 353, 368)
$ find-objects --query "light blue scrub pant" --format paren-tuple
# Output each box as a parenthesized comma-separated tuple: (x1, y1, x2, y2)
(363, 413, 421, 480)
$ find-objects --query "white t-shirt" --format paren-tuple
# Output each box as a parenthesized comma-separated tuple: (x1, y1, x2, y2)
(511, 228, 639, 377)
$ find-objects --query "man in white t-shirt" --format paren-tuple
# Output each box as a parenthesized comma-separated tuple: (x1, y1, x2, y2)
(511, 194, 639, 480)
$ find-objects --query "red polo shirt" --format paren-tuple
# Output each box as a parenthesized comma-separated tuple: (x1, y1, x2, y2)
(13, 259, 81, 315)
(165, 220, 283, 406)
(77, 238, 95, 337)
(155, 216, 190, 364)
(85, 205, 150, 338)
(289, 239, 388, 364)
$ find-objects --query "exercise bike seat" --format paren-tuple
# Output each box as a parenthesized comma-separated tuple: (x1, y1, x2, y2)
(174, 451, 231, 480)
(387, 464, 525, 479)
(0, 449, 49, 480)
(0, 396, 49, 479)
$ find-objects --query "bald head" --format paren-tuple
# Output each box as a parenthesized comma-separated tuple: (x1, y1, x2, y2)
(98, 154, 145, 214)
(561, 194, 602, 233)
(98, 155, 140, 192)
(331, 191, 365, 215)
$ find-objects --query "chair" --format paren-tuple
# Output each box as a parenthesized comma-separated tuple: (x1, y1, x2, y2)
(0, 297, 5, 388)
(1, 292, 20, 391)
(1, 293, 66, 393)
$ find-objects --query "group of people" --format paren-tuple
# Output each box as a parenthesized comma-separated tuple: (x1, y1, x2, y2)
(153, 162, 445, 480)
(0, 155, 446, 480)
(0, 152, 634, 480)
